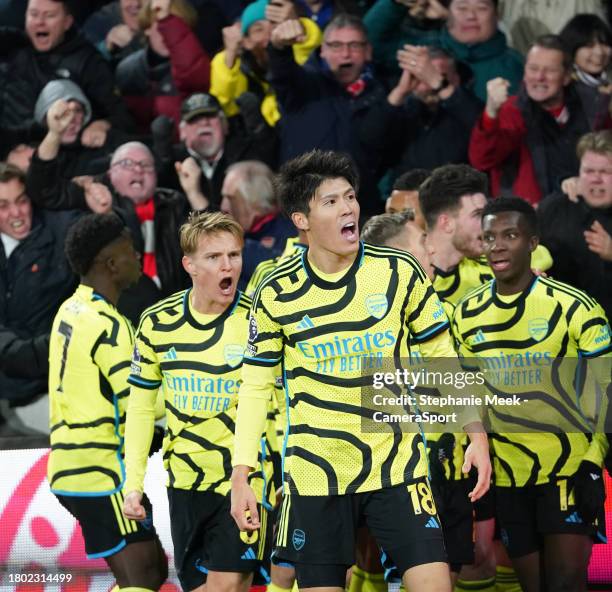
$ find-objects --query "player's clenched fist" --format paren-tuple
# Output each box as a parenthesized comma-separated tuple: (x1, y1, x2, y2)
(485, 77, 510, 118)
(270, 19, 305, 49)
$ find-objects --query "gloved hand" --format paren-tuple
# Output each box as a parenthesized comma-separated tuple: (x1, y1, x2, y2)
(236, 91, 266, 134)
(428, 432, 455, 485)
(573, 460, 605, 523)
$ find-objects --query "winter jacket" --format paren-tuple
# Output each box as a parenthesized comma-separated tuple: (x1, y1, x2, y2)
(267, 47, 392, 214)
(0, 209, 79, 403)
(0, 26, 133, 131)
(116, 15, 211, 133)
(469, 85, 607, 204)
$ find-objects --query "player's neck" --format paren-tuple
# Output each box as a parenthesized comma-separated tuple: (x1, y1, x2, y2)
(429, 230, 463, 271)
(190, 287, 229, 316)
(495, 270, 535, 296)
(307, 244, 357, 275)
(81, 276, 119, 306)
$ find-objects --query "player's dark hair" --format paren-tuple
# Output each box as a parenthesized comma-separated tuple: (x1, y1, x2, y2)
(481, 196, 538, 236)
(419, 164, 488, 229)
(276, 150, 359, 217)
(392, 169, 430, 192)
(65, 213, 126, 276)
(361, 210, 415, 245)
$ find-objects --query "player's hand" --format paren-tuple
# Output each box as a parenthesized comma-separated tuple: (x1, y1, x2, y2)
(84, 182, 113, 213)
(231, 466, 260, 531)
(46, 99, 75, 137)
(123, 490, 147, 521)
(561, 176, 581, 203)
(573, 460, 605, 523)
(462, 426, 491, 502)
(266, 0, 298, 25)
(584, 220, 612, 261)
(270, 19, 305, 49)
(81, 119, 110, 148)
(105, 23, 135, 51)
(485, 77, 510, 119)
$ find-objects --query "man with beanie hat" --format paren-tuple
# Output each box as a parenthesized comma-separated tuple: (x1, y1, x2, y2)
(210, 0, 321, 127)
(34, 79, 92, 145)
(32, 84, 131, 180)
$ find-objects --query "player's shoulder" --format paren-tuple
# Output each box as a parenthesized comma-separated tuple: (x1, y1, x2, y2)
(362, 242, 428, 280)
(252, 250, 305, 301)
(535, 276, 600, 312)
(234, 291, 253, 316)
(138, 290, 188, 327)
(455, 280, 494, 314)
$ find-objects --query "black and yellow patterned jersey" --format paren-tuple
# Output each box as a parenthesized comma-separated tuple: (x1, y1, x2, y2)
(245, 238, 307, 297)
(235, 242, 463, 496)
(422, 300, 469, 482)
(126, 289, 275, 505)
(47, 285, 135, 496)
(453, 275, 611, 487)
(433, 246, 553, 306)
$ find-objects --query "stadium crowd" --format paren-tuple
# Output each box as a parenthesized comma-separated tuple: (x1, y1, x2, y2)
(1, 0, 612, 591)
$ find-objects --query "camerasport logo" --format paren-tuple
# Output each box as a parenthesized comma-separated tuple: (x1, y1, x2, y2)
(0, 449, 180, 591)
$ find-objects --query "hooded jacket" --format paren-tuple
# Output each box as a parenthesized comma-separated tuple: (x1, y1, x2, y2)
(0, 26, 133, 131)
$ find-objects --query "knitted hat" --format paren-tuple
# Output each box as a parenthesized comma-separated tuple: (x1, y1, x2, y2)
(34, 79, 92, 127)
(241, 0, 268, 35)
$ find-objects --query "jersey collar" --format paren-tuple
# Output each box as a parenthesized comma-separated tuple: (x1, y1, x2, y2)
(183, 288, 241, 330)
(301, 242, 364, 289)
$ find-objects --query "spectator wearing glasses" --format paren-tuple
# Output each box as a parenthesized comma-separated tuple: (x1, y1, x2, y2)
(26, 140, 192, 321)
(267, 13, 394, 215)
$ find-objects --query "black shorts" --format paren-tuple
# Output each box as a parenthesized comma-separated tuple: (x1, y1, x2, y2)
(432, 479, 475, 569)
(55, 491, 158, 559)
(167, 488, 272, 591)
(495, 480, 607, 558)
(473, 486, 495, 522)
(274, 478, 447, 588)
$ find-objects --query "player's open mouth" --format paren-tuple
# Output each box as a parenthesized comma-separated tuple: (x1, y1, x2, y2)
(490, 259, 510, 272)
(11, 220, 24, 230)
(341, 222, 358, 242)
(197, 130, 212, 137)
(35, 31, 50, 40)
(219, 277, 233, 295)
(339, 63, 353, 70)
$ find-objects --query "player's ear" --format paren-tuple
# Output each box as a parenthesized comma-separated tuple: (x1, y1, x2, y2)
(182, 255, 196, 276)
(292, 211, 309, 232)
(529, 235, 539, 252)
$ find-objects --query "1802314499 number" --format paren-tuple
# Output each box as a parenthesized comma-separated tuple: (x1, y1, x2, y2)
(8, 573, 74, 583)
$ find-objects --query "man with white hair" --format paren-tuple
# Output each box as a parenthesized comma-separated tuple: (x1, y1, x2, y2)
(220, 160, 297, 285)
(26, 139, 193, 318)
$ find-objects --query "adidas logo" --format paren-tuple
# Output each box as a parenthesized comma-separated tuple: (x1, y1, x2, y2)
(565, 512, 583, 524)
(425, 517, 439, 529)
(163, 347, 178, 361)
(296, 315, 315, 330)
(473, 330, 486, 344)
(241, 547, 257, 560)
